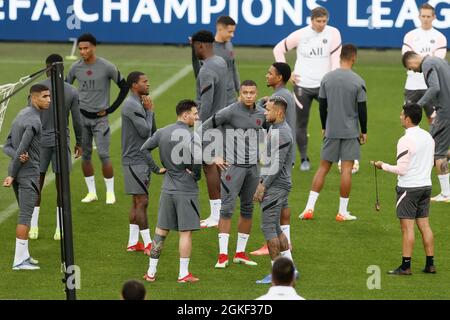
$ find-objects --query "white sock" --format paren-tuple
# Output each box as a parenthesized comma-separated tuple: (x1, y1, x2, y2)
(236, 233, 250, 253)
(339, 197, 349, 215)
(84, 176, 96, 195)
(13, 238, 29, 266)
(179, 257, 190, 279)
(148, 258, 159, 276)
(218, 233, 229, 255)
(56, 207, 61, 230)
(128, 224, 140, 247)
(210, 199, 221, 221)
(280, 225, 291, 245)
(104, 177, 114, 194)
(281, 249, 293, 262)
(438, 174, 450, 196)
(305, 191, 319, 210)
(140, 229, 151, 247)
(31, 207, 40, 228)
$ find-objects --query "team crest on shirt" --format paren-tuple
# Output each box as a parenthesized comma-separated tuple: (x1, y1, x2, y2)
(87, 70, 93, 76)
(226, 175, 231, 181)
(323, 39, 328, 44)
(256, 119, 262, 126)
(430, 39, 435, 44)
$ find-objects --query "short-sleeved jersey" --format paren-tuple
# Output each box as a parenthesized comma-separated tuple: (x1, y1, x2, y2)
(121, 93, 156, 166)
(39, 78, 82, 147)
(319, 69, 367, 139)
(274, 25, 342, 88)
(3, 106, 41, 178)
(66, 57, 122, 113)
(196, 55, 228, 122)
(402, 28, 447, 90)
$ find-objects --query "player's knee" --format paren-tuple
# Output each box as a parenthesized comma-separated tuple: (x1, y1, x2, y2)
(135, 196, 149, 208)
(99, 154, 110, 164)
(262, 226, 277, 241)
(240, 204, 253, 219)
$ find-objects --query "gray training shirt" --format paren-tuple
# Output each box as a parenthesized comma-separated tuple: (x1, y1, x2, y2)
(121, 93, 159, 172)
(200, 101, 267, 167)
(3, 106, 41, 178)
(196, 55, 228, 122)
(260, 120, 293, 191)
(141, 121, 201, 195)
(319, 68, 367, 139)
(418, 56, 450, 119)
(39, 78, 82, 147)
(66, 57, 122, 113)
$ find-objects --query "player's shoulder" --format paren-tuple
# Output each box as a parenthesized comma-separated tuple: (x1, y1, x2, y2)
(64, 82, 78, 94)
(96, 56, 118, 69)
(325, 25, 341, 35)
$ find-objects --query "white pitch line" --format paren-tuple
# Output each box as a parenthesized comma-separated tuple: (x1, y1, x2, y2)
(0, 64, 192, 225)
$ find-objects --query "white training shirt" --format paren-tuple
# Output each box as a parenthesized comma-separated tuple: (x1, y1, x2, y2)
(273, 25, 342, 88)
(402, 28, 447, 90)
(255, 286, 305, 300)
(382, 126, 434, 188)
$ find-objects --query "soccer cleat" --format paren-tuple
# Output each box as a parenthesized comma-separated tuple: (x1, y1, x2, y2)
(143, 273, 156, 282)
(299, 209, 314, 220)
(300, 159, 311, 171)
(177, 273, 200, 283)
(53, 228, 61, 241)
(430, 193, 450, 202)
(144, 243, 152, 256)
(250, 244, 269, 256)
(81, 193, 98, 203)
(233, 252, 258, 266)
(423, 265, 437, 274)
(106, 192, 116, 205)
(28, 227, 39, 240)
(127, 242, 145, 252)
(215, 254, 229, 269)
(256, 273, 272, 284)
(200, 216, 219, 229)
(387, 267, 412, 275)
(336, 212, 357, 222)
(12, 258, 40, 271)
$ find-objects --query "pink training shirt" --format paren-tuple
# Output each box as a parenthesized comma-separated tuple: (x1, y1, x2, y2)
(382, 126, 434, 188)
(273, 25, 342, 88)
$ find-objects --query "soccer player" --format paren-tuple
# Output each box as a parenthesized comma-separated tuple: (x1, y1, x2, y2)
(3, 84, 51, 270)
(121, 71, 165, 255)
(191, 30, 228, 228)
(253, 97, 297, 284)
(200, 80, 266, 269)
(252, 62, 295, 256)
(66, 33, 129, 205)
(402, 52, 450, 202)
(273, 6, 342, 171)
(121, 280, 146, 300)
(141, 100, 202, 283)
(300, 44, 367, 221)
(374, 103, 436, 275)
(29, 54, 83, 241)
(192, 15, 240, 105)
(402, 3, 447, 124)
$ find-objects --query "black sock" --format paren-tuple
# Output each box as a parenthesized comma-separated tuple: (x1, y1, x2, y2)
(426, 256, 434, 267)
(401, 257, 411, 270)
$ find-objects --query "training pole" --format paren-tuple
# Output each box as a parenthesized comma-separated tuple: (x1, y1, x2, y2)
(51, 62, 77, 300)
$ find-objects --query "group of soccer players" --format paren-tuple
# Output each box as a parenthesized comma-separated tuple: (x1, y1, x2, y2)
(3, 4, 449, 287)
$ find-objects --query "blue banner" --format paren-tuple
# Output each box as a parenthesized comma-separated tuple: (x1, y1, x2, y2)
(0, 0, 449, 48)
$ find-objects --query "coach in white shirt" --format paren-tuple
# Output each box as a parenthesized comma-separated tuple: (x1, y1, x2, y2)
(256, 257, 305, 300)
(402, 3, 447, 123)
(374, 103, 436, 276)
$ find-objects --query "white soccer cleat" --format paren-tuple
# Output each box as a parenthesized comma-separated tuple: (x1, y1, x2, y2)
(81, 193, 98, 203)
(336, 212, 357, 222)
(300, 159, 311, 171)
(106, 192, 116, 205)
(53, 228, 61, 241)
(28, 227, 39, 240)
(200, 216, 219, 229)
(430, 193, 450, 202)
(12, 257, 40, 271)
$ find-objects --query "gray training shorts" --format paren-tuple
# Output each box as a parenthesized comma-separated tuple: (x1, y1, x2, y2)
(157, 193, 201, 232)
(40, 146, 72, 174)
(396, 186, 432, 219)
(430, 117, 450, 159)
(220, 165, 259, 219)
(13, 176, 40, 226)
(321, 138, 360, 163)
(81, 115, 111, 162)
(123, 165, 150, 195)
(260, 187, 289, 241)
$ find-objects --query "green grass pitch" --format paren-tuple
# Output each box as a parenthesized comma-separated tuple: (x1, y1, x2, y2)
(0, 43, 449, 300)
